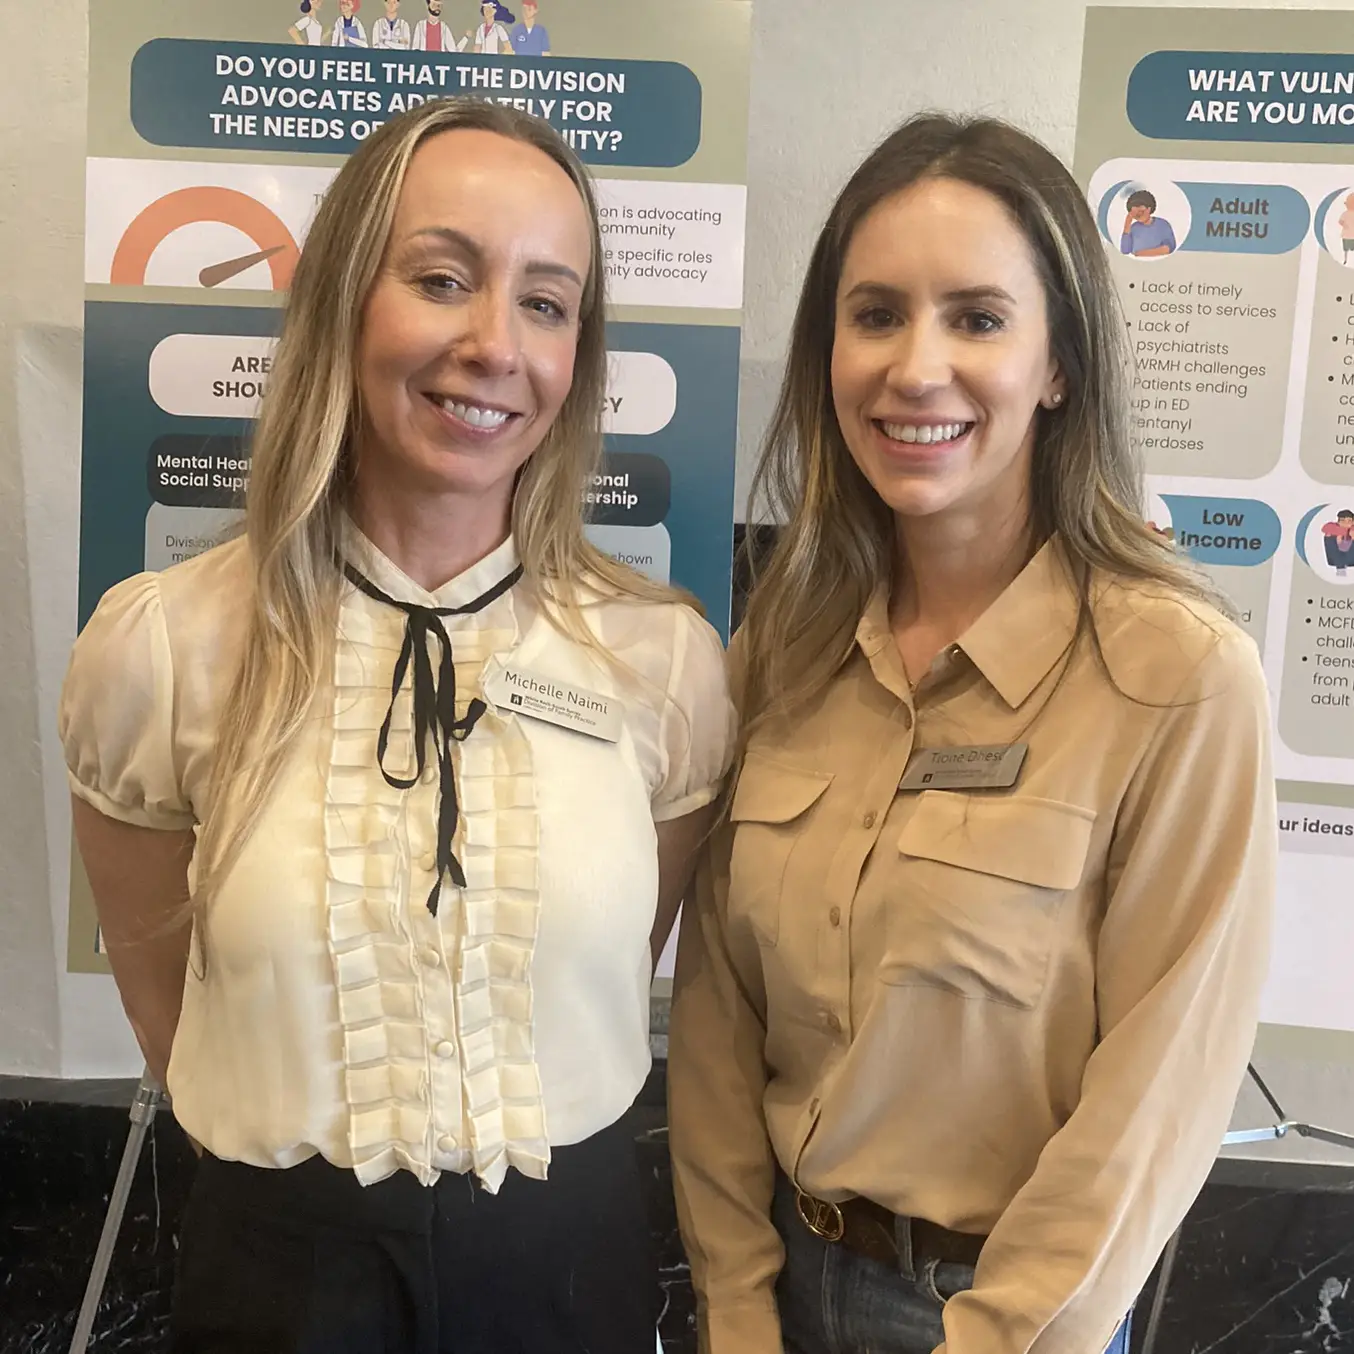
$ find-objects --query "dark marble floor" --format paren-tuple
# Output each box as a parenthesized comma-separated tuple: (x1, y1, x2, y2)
(1130, 1166, 1354, 1354)
(0, 1087, 195, 1352)
(4, 1072, 1354, 1353)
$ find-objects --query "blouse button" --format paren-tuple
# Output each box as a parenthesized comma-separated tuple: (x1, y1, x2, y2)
(418, 849, 437, 872)
(821, 1011, 841, 1034)
(829, 907, 841, 928)
(434, 1040, 456, 1060)
(421, 764, 438, 786)
(863, 811, 876, 829)
(419, 946, 441, 969)
(438, 1133, 458, 1152)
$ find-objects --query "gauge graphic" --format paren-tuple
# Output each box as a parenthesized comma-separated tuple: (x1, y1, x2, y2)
(109, 186, 301, 290)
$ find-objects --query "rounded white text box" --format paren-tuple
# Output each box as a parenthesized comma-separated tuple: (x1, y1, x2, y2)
(603, 351, 677, 435)
(149, 333, 277, 418)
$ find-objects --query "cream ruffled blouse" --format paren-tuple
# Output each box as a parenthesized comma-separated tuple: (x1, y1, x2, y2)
(60, 526, 734, 1190)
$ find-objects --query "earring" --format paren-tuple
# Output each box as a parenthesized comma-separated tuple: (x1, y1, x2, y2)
(1049, 392, 1064, 407)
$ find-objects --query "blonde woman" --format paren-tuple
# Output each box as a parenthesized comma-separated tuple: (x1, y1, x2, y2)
(61, 100, 732, 1352)
(668, 114, 1275, 1354)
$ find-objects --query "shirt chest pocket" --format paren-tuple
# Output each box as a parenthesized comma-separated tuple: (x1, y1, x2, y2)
(881, 791, 1096, 1009)
(728, 756, 833, 948)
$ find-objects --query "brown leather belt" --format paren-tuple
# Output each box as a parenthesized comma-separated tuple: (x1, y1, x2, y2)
(796, 1188, 985, 1271)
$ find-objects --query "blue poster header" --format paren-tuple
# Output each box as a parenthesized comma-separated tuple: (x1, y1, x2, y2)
(1128, 50, 1354, 144)
(1161, 495, 1281, 566)
(1096, 179, 1309, 254)
(131, 39, 702, 166)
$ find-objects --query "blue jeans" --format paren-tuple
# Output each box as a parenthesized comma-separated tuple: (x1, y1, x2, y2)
(772, 1177, 1131, 1354)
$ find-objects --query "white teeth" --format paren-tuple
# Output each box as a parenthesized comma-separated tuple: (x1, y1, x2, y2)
(441, 399, 510, 429)
(880, 421, 968, 444)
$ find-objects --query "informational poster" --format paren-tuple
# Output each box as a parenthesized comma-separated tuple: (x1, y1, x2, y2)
(1076, 8, 1354, 1032)
(71, 0, 751, 971)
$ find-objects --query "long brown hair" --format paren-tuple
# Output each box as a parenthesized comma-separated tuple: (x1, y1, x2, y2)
(740, 112, 1227, 737)
(194, 99, 675, 914)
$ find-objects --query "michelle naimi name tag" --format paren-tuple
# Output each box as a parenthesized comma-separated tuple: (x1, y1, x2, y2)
(899, 743, 1027, 792)
(483, 662, 621, 743)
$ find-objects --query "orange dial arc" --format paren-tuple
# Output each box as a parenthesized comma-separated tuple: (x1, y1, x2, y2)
(110, 186, 300, 290)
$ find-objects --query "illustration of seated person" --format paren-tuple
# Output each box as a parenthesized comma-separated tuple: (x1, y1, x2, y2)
(1120, 190, 1177, 258)
(1323, 509, 1354, 577)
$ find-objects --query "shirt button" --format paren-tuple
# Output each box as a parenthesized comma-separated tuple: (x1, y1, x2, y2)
(434, 1040, 456, 1060)
(421, 764, 437, 786)
(809, 1097, 821, 1116)
(418, 849, 437, 872)
(419, 946, 441, 968)
(829, 907, 841, 928)
(822, 1011, 841, 1034)
(438, 1133, 458, 1152)
(863, 811, 876, 829)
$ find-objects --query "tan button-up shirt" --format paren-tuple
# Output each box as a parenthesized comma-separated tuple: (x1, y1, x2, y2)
(668, 541, 1275, 1354)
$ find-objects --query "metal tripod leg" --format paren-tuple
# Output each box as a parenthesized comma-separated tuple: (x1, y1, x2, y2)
(68, 1068, 163, 1354)
(1139, 1224, 1183, 1354)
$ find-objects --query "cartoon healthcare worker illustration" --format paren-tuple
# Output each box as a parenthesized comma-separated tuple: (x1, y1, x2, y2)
(289, 0, 325, 44)
(330, 0, 368, 45)
(1120, 189, 1177, 258)
(372, 0, 411, 47)
(412, 0, 460, 49)
(1324, 509, 1354, 577)
(466, 1, 515, 52)
(510, 0, 550, 55)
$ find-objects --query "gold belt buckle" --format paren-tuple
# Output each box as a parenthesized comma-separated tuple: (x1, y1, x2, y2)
(795, 1187, 845, 1242)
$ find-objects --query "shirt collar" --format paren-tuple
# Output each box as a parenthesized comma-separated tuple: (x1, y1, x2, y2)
(341, 516, 521, 611)
(954, 538, 1081, 708)
(853, 537, 1081, 710)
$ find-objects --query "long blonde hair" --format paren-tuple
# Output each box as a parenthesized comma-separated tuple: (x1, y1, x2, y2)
(195, 99, 674, 907)
(740, 112, 1228, 738)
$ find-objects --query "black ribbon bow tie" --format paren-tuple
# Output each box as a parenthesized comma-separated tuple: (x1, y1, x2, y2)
(342, 560, 524, 916)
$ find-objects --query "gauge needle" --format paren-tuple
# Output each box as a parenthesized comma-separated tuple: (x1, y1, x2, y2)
(199, 245, 287, 287)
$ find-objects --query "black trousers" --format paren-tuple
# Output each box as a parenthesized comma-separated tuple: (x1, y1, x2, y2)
(170, 1111, 659, 1353)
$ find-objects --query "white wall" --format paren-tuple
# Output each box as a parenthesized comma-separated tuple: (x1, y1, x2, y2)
(6, 0, 1354, 1161)
(0, 5, 105, 1077)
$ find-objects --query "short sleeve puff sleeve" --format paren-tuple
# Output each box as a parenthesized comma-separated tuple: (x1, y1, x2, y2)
(58, 573, 194, 831)
(651, 607, 736, 823)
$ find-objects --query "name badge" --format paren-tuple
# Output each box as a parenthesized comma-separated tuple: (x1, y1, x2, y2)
(899, 743, 1027, 792)
(483, 662, 621, 743)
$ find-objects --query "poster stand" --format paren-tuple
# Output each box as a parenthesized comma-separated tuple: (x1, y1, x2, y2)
(1139, 1062, 1354, 1354)
(68, 1068, 163, 1354)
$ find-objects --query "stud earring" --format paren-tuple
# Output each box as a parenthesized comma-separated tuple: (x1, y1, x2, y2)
(1049, 392, 1064, 407)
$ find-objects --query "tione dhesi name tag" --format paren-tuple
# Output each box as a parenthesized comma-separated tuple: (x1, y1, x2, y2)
(483, 663, 621, 743)
(899, 743, 1028, 791)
